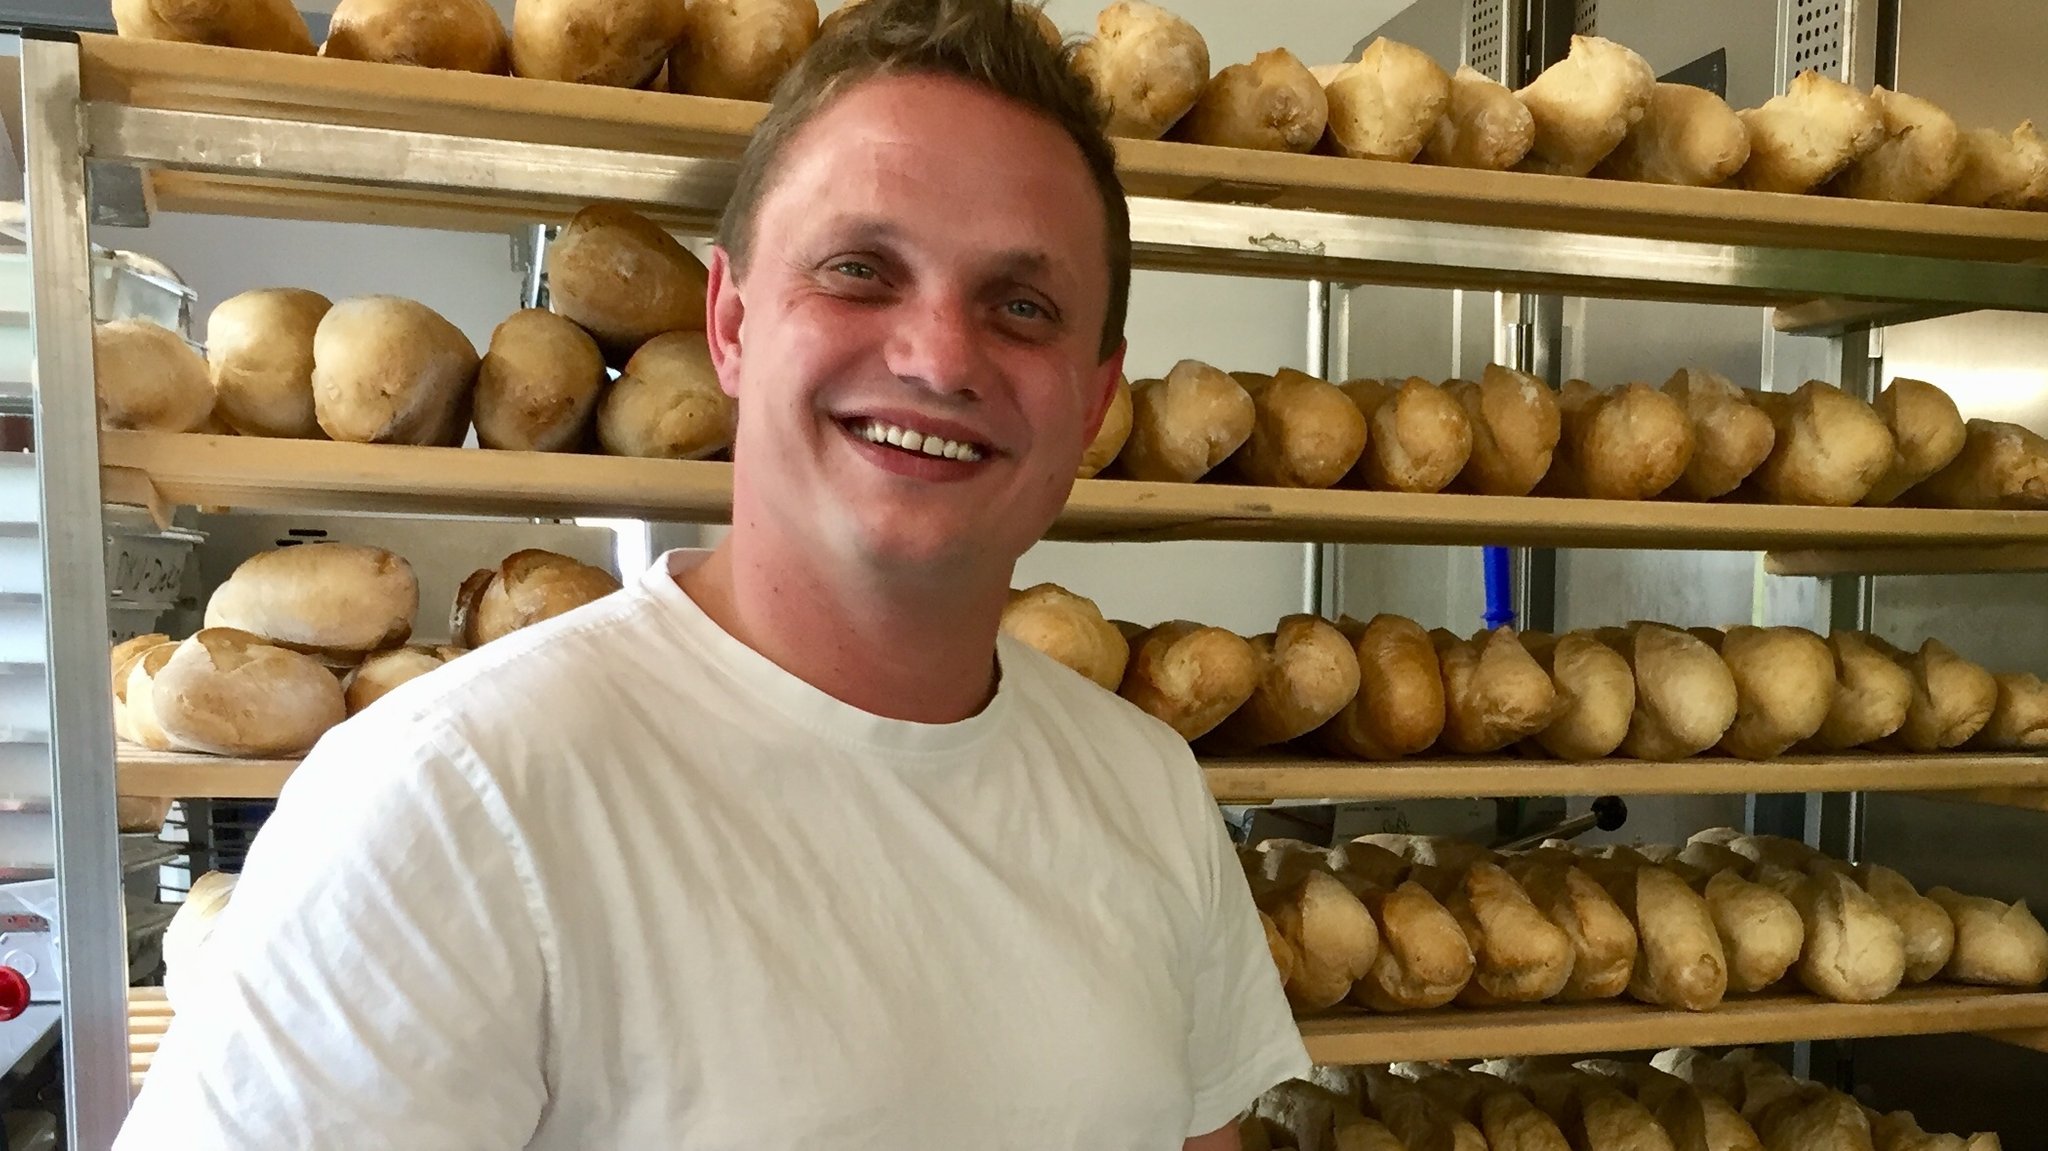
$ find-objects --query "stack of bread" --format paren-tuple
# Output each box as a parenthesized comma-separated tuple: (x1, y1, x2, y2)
(1242, 1048, 2004, 1150)
(1242, 827, 2048, 1020)
(110, 543, 619, 756)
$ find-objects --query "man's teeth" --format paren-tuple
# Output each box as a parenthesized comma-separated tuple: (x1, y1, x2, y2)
(853, 419, 985, 462)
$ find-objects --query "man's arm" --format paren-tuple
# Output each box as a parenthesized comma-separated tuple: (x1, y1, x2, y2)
(1186, 1123, 1242, 1151)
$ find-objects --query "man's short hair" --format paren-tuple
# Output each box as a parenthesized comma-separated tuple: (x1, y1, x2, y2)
(715, 0, 1131, 362)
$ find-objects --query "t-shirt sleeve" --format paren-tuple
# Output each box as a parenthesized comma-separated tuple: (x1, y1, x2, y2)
(116, 718, 551, 1151)
(1182, 813, 1312, 1137)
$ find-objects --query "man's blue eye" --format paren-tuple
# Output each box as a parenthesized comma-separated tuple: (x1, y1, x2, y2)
(834, 262, 876, 279)
(1006, 300, 1045, 320)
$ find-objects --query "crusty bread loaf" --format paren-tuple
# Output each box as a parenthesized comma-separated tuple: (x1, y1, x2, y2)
(1076, 375, 1132, 479)
(1514, 35, 1654, 176)
(452, 549, 621, 647)
(322, 0, 508, 72)
(1734, 70, 1885, 193)
(1863, 864, 1954, 985)
(1524, 630, 1633, 760)
(1354, 1066, 1490, 1151)
(311, 296, 478, 446)
(1595, 81, 1751, 186)
(1659, 368, 1776, 500)
(95, 319, 215, 433)
(112, 634, 167, 743)
(1714, 625, 1836, 759)
(1207, 615, 1362, 751)
(1070, 1, 1208, 140)
(1872, 636, 1997, 752)
(1118, 361, 1255, 482)
(1701, 867, 1803, 993)
(205, 543, 417, 663)
(1423, 66, 1534, 170)
(1403, 1062, 1571, 1151)
(1227, 369, 1368, 488)
(1172, 48, 1328, 153)
(1828, 87, 1962, 203)
(475, 308, 607, 452)
(1544, 379, 1694, 500)
(596, 331, 736, 459)
(1448, 365, 1561, 496)
(1320, 38, 1451, 162)
(668, 0, 818, 101)
(1341, 376, 1473, 493)
(1258, 866, 1380, 1011)
(344, 644, 464, 715)
(1507, 858, 1637, 1001)
(1757, 864, 1906, 1002)
(547, 204, 710, 363)
(1810, 630, 1913, 750)
(1910, 418, 2048, 510)
(1253, 1080, 1402, 1151)
(1117, 621, 1260, 741)
(1319, 614, 1444, 760)
(1748, 381, 1895, 507)
(206, 288, 331, 439)
(1862, 377, 1966, 506)
(1936, 121, 2048, 208)
(1927, 886, 2048, 987)
(511, 0, 684, 86)
(1613, 623, 1738, 760)
(1602, 862, 1728, 1012)
(151, 628, 348, 757)
(1450, 861, 1575, 1004)
(113, 0, 316, 52)
(999, 583, 1127, 691)
(1973, 672, 2048, 751)
(123, 643, 181, 751)
(1345, 878, 1474, 1012)
(162, 870, 238, 1007)
(1434, 627, 1558, 754)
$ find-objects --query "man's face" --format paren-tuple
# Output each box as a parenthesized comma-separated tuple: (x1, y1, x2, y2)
(706, 71, 1124, 583)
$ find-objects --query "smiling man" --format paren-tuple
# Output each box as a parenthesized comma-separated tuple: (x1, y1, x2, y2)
(117, 1, 1307, 1148)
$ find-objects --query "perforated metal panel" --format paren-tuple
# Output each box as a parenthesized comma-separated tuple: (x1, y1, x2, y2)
(1465, 0, 1505, 79)
(1574, 0, 1598, 35)
(1787, 0, 1845, 79)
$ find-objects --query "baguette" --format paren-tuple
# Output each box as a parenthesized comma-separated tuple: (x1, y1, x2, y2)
(1927, 887, 2048, 987)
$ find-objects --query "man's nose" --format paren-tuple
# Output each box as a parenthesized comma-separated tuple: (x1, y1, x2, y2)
(885, 296, 986, 400)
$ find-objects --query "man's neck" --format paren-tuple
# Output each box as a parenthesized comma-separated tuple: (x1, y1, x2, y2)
(678, 532, 1006, 726)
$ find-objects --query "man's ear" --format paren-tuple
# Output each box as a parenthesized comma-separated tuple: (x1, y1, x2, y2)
(705, 246, 746, 400)
(1080, 340, 1129, 444)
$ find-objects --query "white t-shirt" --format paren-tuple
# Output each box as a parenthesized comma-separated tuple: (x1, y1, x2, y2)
(120, 550, 1308, 1150)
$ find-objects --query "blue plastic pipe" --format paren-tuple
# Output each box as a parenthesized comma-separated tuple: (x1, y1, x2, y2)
(1482, 546, 1516, 630)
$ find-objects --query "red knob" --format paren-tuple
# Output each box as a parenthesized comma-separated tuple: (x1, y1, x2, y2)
(0, 966, 28, 1021)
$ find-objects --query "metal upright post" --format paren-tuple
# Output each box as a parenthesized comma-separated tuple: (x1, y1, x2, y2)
(22, 32, 131, 1148)
(1305, 280, 1341, 617)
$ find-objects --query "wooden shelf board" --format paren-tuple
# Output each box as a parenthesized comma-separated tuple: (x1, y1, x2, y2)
(100, 432, 2048, 556)
(1298, 986, 2048, 1065)
(1899, 787, 2048, 814)
(118, 747, 299, 800)
(1767, 543, 2048, 577)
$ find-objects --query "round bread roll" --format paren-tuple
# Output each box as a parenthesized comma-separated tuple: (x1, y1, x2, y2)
(1227, 369, 1367, 488)
(452, 549, 621, 647)
(322, 0, 508, 72)
(152, 628, 348, 756)
(547, 204, 711, 363)
(1118, 361, 1255, 483)
(1936, 122, 2048, 208)
(1748, 380, 1895, 507)
(475, 308, 607, 452)
(511, 0, 686, 86)
(1659, 368, 1774, 501)
(1863, 376, 1965, 506)
(205, 543, 418, 662)
(1448, 365, 1561, 497)
(1810, 630, 1912, 750)
(1117, 621, 1259, 741)
(1319, 37, 1450, 162)
(1911, 418, 2048, 510)
(1545, 380, 1694, 501)
(1827, 87, 1962, 204)
(1927, 887, 2048, 987)
(1880, 636, 1997, 752)
(1076, 375, 1132, 479)
(312, 296, 478, 446)
(1973, 672, 2048, 751)
(1700, 868, 1803, 994)
(1070, 1, 1208, 140)
(999, 583, 1128, 691)
(95, 319, 214, 433)
(1514, 35, 1655, 177)
(1319, 614, 1443, 761)
(1758, 865, 1905, 1003)
(1207, 615, 1361, 752)
(123, 643, 182, 751)
(1422, 66, 1533, 170)
(1524, 630, 1633, 761)
(1433, 627, 1558, 755)
(1613, 623, 1739, 761)
(668, 0, 818, 101)
(162, 870, 239, 1008)
(1735, 70, 1886, 193)
(1171, 48, 1327, 153)
(206, 288, 332, 439)
(112, 0, 316, 52)
(1714, 625, 1836, 760)
(344, 644, 464, 715)
(1341, 376, 1473, 493)
(595, 330, 736, 459)
(1862, 864, 1954, 985)
(1594, 81, 1750, 186)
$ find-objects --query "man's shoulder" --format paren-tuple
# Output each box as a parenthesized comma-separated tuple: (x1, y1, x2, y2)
(998, 637, 1199, 774)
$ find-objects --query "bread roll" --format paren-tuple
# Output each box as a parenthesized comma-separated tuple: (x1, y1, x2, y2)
(1749, 1084, 1876, 1151)
(452, 549, 621, 647)
(1223, 369, 1368, 488)
(1345, 879, 1474, 1011)
(344, 644, 463, 715)
(1402, 1063, 1571, 1151)
(1076, 375, 1132, 479)
(1340, 376, 1473, 493)
(1758, 865, 1905, 1002)
(1811, 631, 1913, 751)
(1207, 615, 1361, 751)
(1514, 35, 1655, 176)
(112, 633, 169, 702)
(1936, 121, 2048, 208)
(1254, 1080, 1404, 1151)
(511, 0, 685, 86)
(205, 288, 331, 439)
(547, 204, 710, 363)
(474, 308, 607, 452)
(94, 319, 215, 434)
(1171, 48, 1327, 153)
(1596, 81, 1751, 186)
(999, 583, 1127, 691)
(1910, 419, 2048, 510)
(1449, 365, 1561, 496)
(1879, 637, 1997, 752)
(1450, 861, 1575, 1003)
(1525, 630, 1633, 760)
(1579, 1060, 1763, 1151)
(667, 0, 817, 101)
(112, 0, 316, 52)
(1714, 625, 1836, 759)
(1702, 868, 1803, 993)
(1862, 864, 1954, 984)
(1973, 672, 2048, 750)
(1615, 624, 1739, 761)
(1546, 379, 1695, 500)
(1604, 862, 1728, 1011)
(1660, 368, 1776, 501)
(1433, 627, 1558, 754)
(1356, 1067, 1490, 1151)
(1117, 621, 1260, 741)
(123, 643, 181, 751)
(205, 543, 417, 663)
(1361, 833, 1497, 874)
(1748, 381, 1894, 507)
(1423, 66, 1534, 170)
(1927, 887, 2048, 987)
(1319, 38, 1451, 162)
(1734, 70, 1885, 193)
(311, 296, 477, 446)
(1510, 859, 1637, 1000)
(1328, 838, 1411, 889)
(1828, 87, 1962, 203)
(163, 870, 239, 1007)
(596, 331, 736, 459)
(1260, 867, 1380, 1011)
(1862, 378, 1966, 506)
(1318, 614, 1444, 760)
(151, 629, 347, 756)
(1070, 1, 1207, 140)
(322, 0, 507, 71)
(1869, 1110, 1999, 1151)
(1118, 361, 1256, 483)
